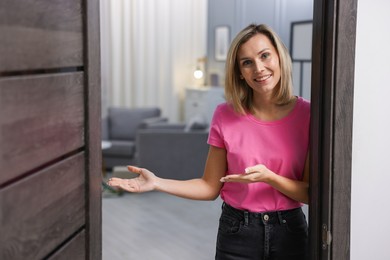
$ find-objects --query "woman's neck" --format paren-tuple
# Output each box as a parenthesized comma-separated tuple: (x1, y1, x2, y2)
(251, 95, 297, 121)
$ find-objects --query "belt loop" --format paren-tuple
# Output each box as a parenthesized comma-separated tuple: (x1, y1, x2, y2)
(222, 202, 226, 210)
(244, 211, 249, 226)
(277, 211, 284, 224)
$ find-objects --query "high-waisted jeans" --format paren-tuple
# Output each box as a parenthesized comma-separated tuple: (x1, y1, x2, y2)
(215, 203, 308, 260)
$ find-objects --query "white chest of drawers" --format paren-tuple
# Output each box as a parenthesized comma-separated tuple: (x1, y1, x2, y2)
(185, 86, 225, 124)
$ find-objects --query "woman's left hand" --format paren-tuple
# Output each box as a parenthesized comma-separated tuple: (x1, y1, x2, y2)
(220, 164, 274, 183)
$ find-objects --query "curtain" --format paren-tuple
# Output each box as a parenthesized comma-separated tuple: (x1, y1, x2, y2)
(100, 0, 207, 122)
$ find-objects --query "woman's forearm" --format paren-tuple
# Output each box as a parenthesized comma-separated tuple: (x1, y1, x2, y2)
(154, 177, 222, 201)
(266, 174, 309, 204)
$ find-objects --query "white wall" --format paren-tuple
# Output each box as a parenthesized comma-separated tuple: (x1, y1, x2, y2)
(351, 0, 390, 259)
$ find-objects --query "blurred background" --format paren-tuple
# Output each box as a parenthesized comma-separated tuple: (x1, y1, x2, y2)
(99, 0, 314, 123)
(100, 0, 314, 259)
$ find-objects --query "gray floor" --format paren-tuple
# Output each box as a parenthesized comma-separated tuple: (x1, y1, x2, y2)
(102, 191, 223, 260)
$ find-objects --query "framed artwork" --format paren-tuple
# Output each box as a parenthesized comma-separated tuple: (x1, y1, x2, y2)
(290, 20, 313, 100)
(215, 26, 230, 61)
(290, 21, 313, 61)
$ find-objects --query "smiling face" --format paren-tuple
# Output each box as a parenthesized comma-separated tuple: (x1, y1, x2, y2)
(237, 33, 281, 97)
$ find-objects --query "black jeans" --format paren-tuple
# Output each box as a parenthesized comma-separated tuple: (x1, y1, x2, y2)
(215, 203, 308, 260)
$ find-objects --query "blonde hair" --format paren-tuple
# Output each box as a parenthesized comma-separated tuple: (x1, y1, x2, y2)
(224, 24, 294, 114)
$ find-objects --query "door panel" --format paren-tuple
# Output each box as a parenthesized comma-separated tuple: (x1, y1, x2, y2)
(310, 0, 357, 259)
(0, 153, 85, 259)
(48, 231, 86, 260)
(0, 73, 84, 185)
(0, 0, 101, 259)
(0, 0, 83, 72)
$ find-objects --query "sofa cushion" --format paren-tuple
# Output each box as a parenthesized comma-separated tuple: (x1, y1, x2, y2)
(102, 140, 136, 157)
(109, 107, 161, 140)
(137, 130, 209, 180)
(138, 116, 168, 129)
(184, 115, 208, 132)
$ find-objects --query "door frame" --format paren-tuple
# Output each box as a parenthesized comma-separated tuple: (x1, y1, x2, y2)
(309, 0, 358, 259)
(85, 0, 102, 259)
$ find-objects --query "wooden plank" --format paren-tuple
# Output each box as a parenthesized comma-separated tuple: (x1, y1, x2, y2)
(0, 0, 83, 72)
(331, 0, 357, 259)
(84, 0, 102, 259)
(310, 0, 356, 259)
(0, 153, 86, 260)
(48, 230, 86, 260)
(0, 72, 84, 185)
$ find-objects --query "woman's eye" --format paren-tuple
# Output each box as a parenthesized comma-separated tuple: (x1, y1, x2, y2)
(242, 60, 252, 66)
(261, 52, 270, 59)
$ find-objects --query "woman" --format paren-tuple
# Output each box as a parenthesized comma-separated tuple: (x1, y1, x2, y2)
(108, 24, 310, 260)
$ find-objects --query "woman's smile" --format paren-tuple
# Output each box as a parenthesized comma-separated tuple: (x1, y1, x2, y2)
(254, 73, 272, 83)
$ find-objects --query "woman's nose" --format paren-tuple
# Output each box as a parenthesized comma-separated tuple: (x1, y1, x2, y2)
(254, 61, 265, 73)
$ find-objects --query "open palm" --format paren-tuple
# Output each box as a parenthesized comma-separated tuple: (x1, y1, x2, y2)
(107, 166, 156, 193)
(220, 164, 272, 183)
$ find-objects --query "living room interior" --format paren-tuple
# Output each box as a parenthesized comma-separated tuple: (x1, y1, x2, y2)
(100, 0, 314, 176)
(100, 0, 314, 259)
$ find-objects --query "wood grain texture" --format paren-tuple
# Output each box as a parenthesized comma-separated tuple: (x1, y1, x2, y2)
(0, 0, 101, 259)
(48, 230, 86, 260)
(0, 153, 85, 260)
(331, 0, 357, 259)
(0, 72, 84, 185)
(84, 0, 102, 259)
(0, 0, 83, 72)
(310, 0, 357, 259)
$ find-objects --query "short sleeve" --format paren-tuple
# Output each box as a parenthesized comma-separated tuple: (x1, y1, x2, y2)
(207, 104, 226, 148)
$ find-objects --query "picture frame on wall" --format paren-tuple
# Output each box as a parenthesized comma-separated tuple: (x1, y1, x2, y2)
(215, 26, 229, 61)
(290, 20, 313, 100)
(290, 21, 313, 61)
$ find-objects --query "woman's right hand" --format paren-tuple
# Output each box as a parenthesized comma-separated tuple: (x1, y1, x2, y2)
(107, 165, 157, 193)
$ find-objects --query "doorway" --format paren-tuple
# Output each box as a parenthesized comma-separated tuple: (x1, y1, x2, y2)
(99, 0, 358, 259)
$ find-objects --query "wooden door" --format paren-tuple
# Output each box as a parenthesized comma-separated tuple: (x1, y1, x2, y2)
(310, 0, 357, 259)
(0, 0, 101, 259)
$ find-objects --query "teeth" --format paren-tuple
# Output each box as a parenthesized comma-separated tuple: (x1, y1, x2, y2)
(255, 75, 271, 81)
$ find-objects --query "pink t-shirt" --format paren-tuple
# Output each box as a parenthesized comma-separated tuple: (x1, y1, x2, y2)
(208, 97, 310, 212)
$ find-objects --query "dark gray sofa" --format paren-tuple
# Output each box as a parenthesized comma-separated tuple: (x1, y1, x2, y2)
(136, 120, 209, 180)
(102, 107, 167, 169)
